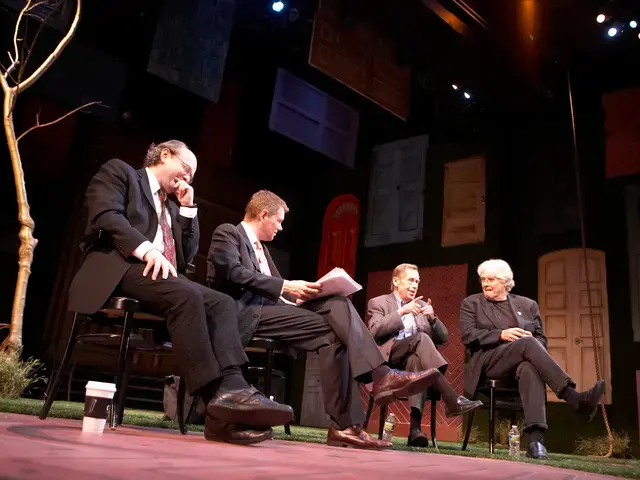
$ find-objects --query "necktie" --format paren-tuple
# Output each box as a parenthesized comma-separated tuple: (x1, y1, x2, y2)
(254, 241, 271, 275)
(158, 191, 177, 270)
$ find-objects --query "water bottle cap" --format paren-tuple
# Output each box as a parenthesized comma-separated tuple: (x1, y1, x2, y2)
(511, 425, 517, 428)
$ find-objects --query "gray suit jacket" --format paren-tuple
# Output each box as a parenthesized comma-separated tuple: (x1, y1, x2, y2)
(459, 292, 548, 397)
(367, 292, 449, 361)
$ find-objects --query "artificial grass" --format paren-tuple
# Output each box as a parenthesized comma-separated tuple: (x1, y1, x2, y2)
(1, 397, 638, 479)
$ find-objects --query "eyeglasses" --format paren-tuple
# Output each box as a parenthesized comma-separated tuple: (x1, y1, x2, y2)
(174, 155, 194, 184)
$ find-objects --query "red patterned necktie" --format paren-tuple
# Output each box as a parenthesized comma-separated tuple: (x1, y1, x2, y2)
(158, 190, 177, 270)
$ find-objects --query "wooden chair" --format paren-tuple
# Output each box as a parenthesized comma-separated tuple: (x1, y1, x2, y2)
(461, 377, 522, 454)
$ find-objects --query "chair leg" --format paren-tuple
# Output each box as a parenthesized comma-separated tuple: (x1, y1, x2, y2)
(177, 376, 187, 435)
(363, 393, 375, 430)
(430, 398, 438, 449)
(264, 348, 274, 398)
(489, 386, 496, 455)
(378, 404, 387, 440)
(39, 313, 84, 420)
(461, 392, 478, 451)
(111, 311, 134, 429)
(283, 356, 293, 436)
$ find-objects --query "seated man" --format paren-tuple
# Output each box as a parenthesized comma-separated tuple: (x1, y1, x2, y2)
(460, 259, 606, 459)
(368, 263, 482, 447)
(68, 140, 293, 445)
(207, 190, 447, 450)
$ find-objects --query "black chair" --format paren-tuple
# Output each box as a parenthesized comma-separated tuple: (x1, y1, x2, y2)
(39, 296, 172, 429)
(461, 377, 522, 454)
(177, 335, 296, 435)
(363, 386, 440, 447)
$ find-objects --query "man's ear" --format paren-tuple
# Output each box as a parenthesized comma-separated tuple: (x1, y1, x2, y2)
(259, 210, 269, 221)
(159, 148, 170, 164)
(392, 277, 399, 288)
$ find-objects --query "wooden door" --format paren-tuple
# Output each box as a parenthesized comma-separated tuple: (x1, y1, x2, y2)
(317, 195, 360, 279)
(364, 134, 428, 247)
(538, 249, 612, 403)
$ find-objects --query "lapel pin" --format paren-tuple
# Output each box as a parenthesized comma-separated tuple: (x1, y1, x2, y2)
(517, 311, 522, 315)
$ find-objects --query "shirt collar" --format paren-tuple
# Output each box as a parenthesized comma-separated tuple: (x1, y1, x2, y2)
(393, 292, 404, 307)
(241, 221, 261, 247)
(145, 167, 161, 196)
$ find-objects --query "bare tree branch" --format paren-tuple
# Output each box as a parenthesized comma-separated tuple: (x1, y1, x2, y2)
(4, 0, 33, 79)
(19, 0, 82, 92)
(17, 100, 100, 142)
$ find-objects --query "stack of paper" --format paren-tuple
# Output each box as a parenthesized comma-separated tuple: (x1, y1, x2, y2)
(316, 267, 362, 298)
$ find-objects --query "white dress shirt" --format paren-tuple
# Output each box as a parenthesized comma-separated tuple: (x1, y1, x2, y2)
(394, 293, 417, 340)
(132, 168, 197, 260)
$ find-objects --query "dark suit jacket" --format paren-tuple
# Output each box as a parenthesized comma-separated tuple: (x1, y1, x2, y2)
(207, 222, 285, 345)
(68, 158, 199, 314)
(459, 292, 548, 397)
(367, 293, 449, 361)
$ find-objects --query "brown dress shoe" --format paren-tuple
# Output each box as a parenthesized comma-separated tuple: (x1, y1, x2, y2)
(372, 368, 440, 405)
(327, 425, 392, 450)
(206, 386, 294, 428)
(204, 414, 274, 445)
(444, 396, 484, 417)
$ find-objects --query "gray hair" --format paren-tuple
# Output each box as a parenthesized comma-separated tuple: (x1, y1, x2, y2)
(477, 259, 515, 292)
(143, 140, 189, 167)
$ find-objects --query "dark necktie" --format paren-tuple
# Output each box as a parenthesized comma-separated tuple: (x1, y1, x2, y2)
(158, 190, 177, 270)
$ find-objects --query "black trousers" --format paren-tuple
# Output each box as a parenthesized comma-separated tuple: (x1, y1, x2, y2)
(254, 295, 385, 429)
(481, 336, 574, 431)
(119, 265, 248, 395)
(389, 333, 449, 411)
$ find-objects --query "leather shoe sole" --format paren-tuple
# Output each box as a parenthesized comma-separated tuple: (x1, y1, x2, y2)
(204, 418, 274, 445)
(407, 431, 430, 448)
(374, 369, 440, 405)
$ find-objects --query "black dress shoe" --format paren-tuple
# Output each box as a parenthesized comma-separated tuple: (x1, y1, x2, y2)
(207, 387, 294, 428)
(204, 414, 274, 445)
(576, 379, 606, 421)
(527, 441, 548, 459)
(407, 429, 430, 447)
(444, 396, 484, 417)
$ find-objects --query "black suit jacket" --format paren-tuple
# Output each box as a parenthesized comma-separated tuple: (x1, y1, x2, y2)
(207, 222, 285, 345)
(68, 158, 199, 314)
(459, 292, 548, 397)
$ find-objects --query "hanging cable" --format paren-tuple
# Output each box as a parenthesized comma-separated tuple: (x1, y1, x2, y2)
(567, 70, 614, 458)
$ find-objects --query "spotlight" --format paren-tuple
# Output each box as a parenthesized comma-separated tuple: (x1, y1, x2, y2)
(463, 92, 471, 100)
(596, 13, 606, 23)
(607, 27, 618, 37)
(630, 20, 638, 29)
(452, 84, 459, 90)
(272, 1, 284, 12)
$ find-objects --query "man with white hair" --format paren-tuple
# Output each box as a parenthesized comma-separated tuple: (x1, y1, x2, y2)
(460, 259, 606, 459)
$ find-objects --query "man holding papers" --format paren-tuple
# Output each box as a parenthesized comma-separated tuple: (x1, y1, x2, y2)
(207, 190, 442, 449)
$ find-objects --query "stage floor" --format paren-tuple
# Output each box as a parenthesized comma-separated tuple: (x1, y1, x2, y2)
(0, 413, 619, 479)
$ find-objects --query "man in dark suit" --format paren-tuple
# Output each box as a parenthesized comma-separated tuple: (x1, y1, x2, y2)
(207, 190, 443, 449)
(460, 259, 607, 459)
(68, 140, 293, 445)
(368, 263, 482, 447)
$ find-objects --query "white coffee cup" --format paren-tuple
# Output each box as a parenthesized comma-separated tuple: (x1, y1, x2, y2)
(82, 381, 117, 433)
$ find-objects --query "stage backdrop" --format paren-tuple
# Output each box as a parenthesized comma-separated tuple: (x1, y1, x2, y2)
(361, 264, 469, 440)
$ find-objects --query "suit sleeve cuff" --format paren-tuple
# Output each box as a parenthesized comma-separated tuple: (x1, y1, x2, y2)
(132, 241, 155, 261)
(179, 206, 198, 218)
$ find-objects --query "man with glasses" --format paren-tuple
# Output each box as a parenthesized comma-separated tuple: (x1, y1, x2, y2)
(68, 140, 294, 446)
(460, 259, 606, 459)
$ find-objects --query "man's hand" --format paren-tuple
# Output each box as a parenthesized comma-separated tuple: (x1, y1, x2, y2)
(283, 280, 322, 302)
(176, 180, 194, 206)
(419, 298, 436, 321)
(398, 296, 424, 316)
(500, 327, 532, 342)
(143, 249, 177, 280)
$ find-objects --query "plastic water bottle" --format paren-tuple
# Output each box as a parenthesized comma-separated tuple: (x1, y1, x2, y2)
(508, 425, 520, 458)
(382, 413, 396, 442)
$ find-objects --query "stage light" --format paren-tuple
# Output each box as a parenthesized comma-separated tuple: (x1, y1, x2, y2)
(607, 27, 618, 37)
(463, 92, 471, 100)
(272, 1, 284, 12)
(630, 20, 638, 29)
(596, 13, 606, 23)
(452, 84, 459, 90)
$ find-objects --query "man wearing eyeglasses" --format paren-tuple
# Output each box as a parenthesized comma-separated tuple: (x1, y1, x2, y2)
(68, 140, 294, 446)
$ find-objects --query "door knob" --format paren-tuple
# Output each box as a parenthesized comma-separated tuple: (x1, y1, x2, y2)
(574, 338, 583, 345)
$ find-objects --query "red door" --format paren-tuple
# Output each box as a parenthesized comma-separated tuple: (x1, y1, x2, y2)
(317, 195, 360, 279)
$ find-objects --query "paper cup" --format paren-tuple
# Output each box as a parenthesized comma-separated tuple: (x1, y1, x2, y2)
(82, 381, 117, 433)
